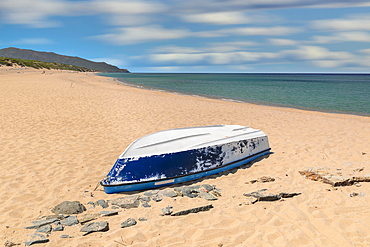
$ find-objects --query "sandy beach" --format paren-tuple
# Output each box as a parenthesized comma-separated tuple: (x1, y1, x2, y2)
(1, 67, 370, 246)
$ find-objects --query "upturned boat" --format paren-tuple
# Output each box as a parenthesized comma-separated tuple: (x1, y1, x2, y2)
(101, 124, 270, 193)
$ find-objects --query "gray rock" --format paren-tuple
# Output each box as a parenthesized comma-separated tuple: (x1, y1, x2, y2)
(87, 201, 95, 209)
(51, 201, 86, 215)
(201, 184, 214, 192)
(199, 190, 218, 200)
(174, 186, 200, 198)
(243, 189, 301, 203)
(139, 196, 151, 202)
(61, 216, 78, 226)
(25, 218, 59, 229)
(161, 206, 173, 215)
(100, 211, 118, 217)
(121, 218, 137, 228)
(171, 204, 213, 216)
(97, 200, 109, 209)
(60, 235, 74, 238)
(78, 213, 100, 224)
(80, 221, 109, 236)
(144, 190, 163, 202)
(24, 233, 49, 246)
(35, 225, 52, 234)
(111, 206, 120, 209)
(53, 225, 63, 231)
(108, 195, 140, 209)
(159, 189, 178, 198)
(138, 217, 147, 221)
(141, 202, 151, 208)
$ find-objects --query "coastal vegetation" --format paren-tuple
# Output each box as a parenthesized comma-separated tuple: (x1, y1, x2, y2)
(0, 57, 96, 72)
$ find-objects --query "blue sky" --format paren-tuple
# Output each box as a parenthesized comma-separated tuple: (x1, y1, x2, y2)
(1, 0, 370, 73)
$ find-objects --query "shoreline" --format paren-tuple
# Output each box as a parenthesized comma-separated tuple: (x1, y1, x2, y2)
(1, 68, 369, 246)
(100, 73, 370, 118)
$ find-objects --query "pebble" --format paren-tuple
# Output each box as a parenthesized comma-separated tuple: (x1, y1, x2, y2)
(51, 201, 86, 215)
(97, 199, 109, 209)
(171, 204, 213, 216)
(100, 211, 119, 217)
(108, 195, 140, 209)
(53, 225, 63, 232)
(80, 221, 109, 236)
(25, 218, 59, 230)
(60, 235, 74, 238)
(161, 206, 173, 215)
(61, 216, 78, 226)
(78, 213, 100, 224)
(24, 233, 49, 246)
(138, 217, 147, 221)
(121, 218, 137, 228)
(35, 225, 52, 234)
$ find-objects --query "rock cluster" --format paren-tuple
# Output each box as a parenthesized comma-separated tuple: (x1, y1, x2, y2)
(299, 167, 370, 187)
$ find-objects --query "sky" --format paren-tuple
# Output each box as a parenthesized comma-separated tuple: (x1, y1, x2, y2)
(1, 0, 370, 73)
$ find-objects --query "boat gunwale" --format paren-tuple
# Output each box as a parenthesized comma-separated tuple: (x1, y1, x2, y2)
(101, 148, 271, 188)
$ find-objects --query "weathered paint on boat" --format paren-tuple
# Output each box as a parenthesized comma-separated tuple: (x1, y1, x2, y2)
(101, 125, 270, 193)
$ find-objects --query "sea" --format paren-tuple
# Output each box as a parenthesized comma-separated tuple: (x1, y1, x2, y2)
(99, 73, 370, 116)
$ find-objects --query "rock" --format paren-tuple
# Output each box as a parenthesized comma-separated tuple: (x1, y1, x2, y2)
(121, 218, 137, 228)
(53, 225, 63, 231)
(80, 221, 109, 236)
(243, 189, 301, 203)
(60, 235, 74, 238)
(161, 206, 173, 215)
(141, 202, 151, 208)
(87, 201, 95, 209)
(51, 201, 86, 215)
(97, 200, 109, 209)
(247, 176, 275, 184)
(171, 204, 213, 216)
(4, 240, 19, 247)
(60, 216, 78, 226)
(139, 196, 151, 202)
(199, 190, 218, 200)
(24, 233, 49, 246)
(174, 186, 200, 198)
(78, 213, 100, 224)
(138, 217, 147, 221)
(143, 191, 163, 202)
(108, 195, 140, 209)
(25, 218, 60, 229)
(201, 184, 214, 192)
(35, 225, 52, 234)
(159, 189, 178, 198)
(100, 211, 119, 217)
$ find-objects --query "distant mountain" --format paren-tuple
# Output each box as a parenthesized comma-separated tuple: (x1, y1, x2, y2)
(0, 47, 129, 73)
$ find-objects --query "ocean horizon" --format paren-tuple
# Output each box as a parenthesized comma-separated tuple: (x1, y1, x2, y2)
(100, 73, 370, 117)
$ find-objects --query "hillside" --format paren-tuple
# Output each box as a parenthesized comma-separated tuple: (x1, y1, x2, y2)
(0, 57, 97, 72)
(0, 47, 129, 73)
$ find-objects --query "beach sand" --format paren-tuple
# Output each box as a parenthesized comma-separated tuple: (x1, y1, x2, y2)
(1, 67, 369, 246)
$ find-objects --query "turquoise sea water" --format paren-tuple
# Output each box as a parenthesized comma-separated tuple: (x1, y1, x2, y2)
(100, 73, 370, 116)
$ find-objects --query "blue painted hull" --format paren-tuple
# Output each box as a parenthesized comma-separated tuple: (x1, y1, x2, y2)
(101, 149, 270, 194)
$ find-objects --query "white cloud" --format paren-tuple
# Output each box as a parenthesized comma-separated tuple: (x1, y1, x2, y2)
(312, 32, 370, 44)
(0, 0, 74, 27)
(181, 12, 252, 25)
(142, 44, 370, 70)
(94, 25, 191, 45)
(284, 46, 354, 60)
(312, 15, 370, 31)
(269, 38, 298, 46)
